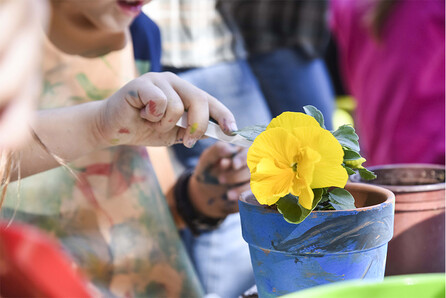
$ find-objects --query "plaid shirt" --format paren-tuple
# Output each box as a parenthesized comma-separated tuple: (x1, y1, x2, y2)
(219, 0, 330, 58)
(144, 0, 242, 68)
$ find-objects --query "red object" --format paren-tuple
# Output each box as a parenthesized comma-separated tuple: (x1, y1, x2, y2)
(0, 222, 92, 297)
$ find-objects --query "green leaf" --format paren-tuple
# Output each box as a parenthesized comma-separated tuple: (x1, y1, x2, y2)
(343, 147, 362, 161)
(318, 193, 329, 204)
(276, 189, 324, 224)
(316, 190, 336, 210)
(303, 105, 325, 129)
(358, 167, 377, 180)
(343, 164, 356, 175)
(332, 125, 360, 152)
(233, 124, 267, 142)
(327, 188, 356, 210)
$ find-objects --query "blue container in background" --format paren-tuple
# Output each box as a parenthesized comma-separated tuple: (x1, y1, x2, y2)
(238, 183, 395, 297)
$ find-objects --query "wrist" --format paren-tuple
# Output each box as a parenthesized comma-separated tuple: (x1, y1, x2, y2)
(188, 174, 215, 218)
(90, 99, 116, 149)
(34, 101, 108, 158)
(174, 169, 224, 236)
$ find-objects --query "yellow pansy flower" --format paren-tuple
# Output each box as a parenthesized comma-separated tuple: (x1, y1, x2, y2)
(247, 112, 348, 210)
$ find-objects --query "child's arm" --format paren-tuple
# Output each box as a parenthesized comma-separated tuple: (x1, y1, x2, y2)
(14, 72, 237, 179)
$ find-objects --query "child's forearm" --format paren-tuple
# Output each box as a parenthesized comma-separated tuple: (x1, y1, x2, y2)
(14, 100, 105, 179)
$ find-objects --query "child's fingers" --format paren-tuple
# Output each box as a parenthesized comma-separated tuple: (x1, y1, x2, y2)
(207, 94, 238, 134)
(218, 157, 233, 171)
(132, 80, 168, 123)
(195, 142, 237, 175)
(129, 72, 237, 149)
(151, 79, 185, 133)
(175, 127, 186, 144)
(218, 165, 250, 186)
(226, 183, 251, 202)
(183, 97, 209, 148)
(231, 148, 248, 170)
(169, 74, 211, 148)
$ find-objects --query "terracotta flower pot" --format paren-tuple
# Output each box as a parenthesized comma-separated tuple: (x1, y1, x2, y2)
(238, 183, 395, 297)
(351, 164, 445, 275)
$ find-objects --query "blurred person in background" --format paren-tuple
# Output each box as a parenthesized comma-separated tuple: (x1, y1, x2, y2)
(219, 0, 336, 129)
(144, 1, 272, 297)
(331, 0, 445, 165)
(145, 1, 339, 296)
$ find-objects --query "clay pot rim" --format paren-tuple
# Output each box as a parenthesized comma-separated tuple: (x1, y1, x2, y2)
(365, 163, 445, 193)
(239, 182, 395, 213)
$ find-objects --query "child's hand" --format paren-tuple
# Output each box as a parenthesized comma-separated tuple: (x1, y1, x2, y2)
(188, 142, 251, 219)
(97, 72, 238, 148)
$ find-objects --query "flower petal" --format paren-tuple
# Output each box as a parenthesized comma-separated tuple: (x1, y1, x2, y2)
(310, 130, 348, 188)
(297, 180, 314, 210)
(251, 158, 295, 205)
(312, 164, 349, 189)
(247, 128, 302, 205)
(247, 127, 300, 172)
(291, 126, 348, 189)
(267, 112, 320, 132)
(296, 146, 321, 187)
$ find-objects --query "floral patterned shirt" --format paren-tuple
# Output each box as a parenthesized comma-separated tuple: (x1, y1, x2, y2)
(2, 32, 203, 298)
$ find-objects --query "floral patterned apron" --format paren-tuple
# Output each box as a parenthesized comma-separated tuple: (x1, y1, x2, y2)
(2, 32, 203, 298)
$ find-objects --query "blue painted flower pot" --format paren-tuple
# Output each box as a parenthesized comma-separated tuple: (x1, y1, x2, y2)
(238, 183, 395, 297)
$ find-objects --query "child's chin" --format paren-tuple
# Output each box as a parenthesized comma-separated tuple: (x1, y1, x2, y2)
(97, 18, 133, 34)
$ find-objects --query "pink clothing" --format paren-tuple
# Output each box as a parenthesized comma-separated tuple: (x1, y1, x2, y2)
(331, 0, 445, 166)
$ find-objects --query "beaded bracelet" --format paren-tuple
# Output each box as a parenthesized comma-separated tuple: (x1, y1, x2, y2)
(174, 169, 225, 236)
